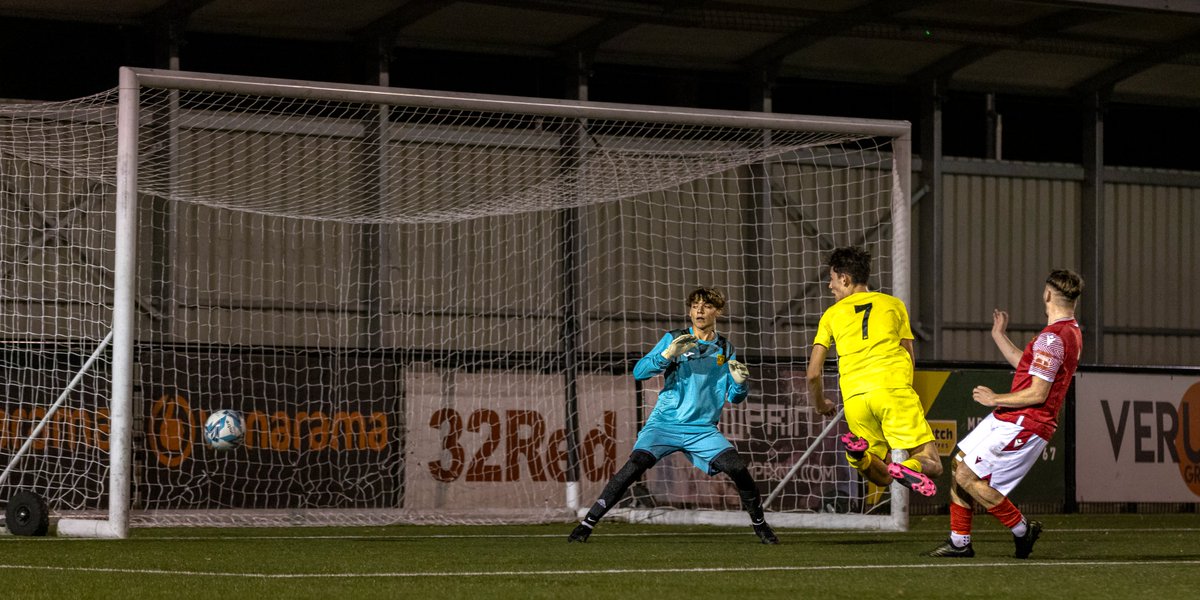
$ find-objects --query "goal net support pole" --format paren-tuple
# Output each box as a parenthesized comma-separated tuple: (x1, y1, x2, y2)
(764, 407, 845, 508)
(56, 69, 141, 538)
(0, 332, 112, 489)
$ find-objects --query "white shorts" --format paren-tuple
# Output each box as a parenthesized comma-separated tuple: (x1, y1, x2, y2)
(956, 413, 1046, 497)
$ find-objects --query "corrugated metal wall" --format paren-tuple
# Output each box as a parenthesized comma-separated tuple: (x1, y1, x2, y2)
(933, 168, 1199, 366)
(1103, 182, 1200, 365)
(940, 174, 1080, 362)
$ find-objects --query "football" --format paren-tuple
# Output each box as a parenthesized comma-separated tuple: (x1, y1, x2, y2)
(204, 409, 245, 451)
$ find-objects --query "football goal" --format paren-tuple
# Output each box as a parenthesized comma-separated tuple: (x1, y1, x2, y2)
(0, 67, 911, 537)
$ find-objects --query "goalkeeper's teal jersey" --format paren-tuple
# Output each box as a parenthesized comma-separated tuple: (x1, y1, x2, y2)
(633, 328, 747, 428)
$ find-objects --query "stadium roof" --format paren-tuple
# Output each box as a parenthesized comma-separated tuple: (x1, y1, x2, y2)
(3, 0, 1200, 106)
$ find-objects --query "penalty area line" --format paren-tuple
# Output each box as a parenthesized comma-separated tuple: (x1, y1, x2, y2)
(1, 559, 1200, 579)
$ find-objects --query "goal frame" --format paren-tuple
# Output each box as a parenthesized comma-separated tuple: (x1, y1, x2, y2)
(52, 66, 912, 538)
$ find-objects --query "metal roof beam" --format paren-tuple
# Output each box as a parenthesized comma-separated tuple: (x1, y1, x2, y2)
(143, 0, 219, 68)
(143, 0, 217, 24)
(1030, 0, 1200, 15)
(355, 0, 454, 41)
(459, 0, 1200, 69)
(554, 19, 639, 56)
(551, 0, 710, 57)
(1073, 31, 1200, 93)
(908, 8, 1111, 83)
(737, 0, 928, 70)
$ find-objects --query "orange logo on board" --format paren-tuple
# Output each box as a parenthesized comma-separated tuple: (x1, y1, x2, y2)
(1175, 382, 1200, 496)
(148, 394, 195, 467)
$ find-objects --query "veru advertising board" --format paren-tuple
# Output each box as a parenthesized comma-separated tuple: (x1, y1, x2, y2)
(1074, 372, 1200, 502)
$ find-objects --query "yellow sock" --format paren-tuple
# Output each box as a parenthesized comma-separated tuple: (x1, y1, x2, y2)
(847, 453, 871, 471)
(901, 458, 922, 473)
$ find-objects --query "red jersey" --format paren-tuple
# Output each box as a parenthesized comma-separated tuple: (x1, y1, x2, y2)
(993, 317, 1082, 440)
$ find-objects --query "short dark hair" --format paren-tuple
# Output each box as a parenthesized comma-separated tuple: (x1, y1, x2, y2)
(828, 247, 871, 285)
(686, 287, 726, 311)
(1046, 269, 1084, 301)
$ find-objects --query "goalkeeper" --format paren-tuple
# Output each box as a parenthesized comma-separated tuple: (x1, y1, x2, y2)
(568, 287, 778, 544)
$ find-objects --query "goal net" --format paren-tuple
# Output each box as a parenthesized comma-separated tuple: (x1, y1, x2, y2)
(0, 68, 910, 536)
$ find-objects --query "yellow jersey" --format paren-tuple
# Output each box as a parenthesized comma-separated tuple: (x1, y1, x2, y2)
(814, 291, 914, 399)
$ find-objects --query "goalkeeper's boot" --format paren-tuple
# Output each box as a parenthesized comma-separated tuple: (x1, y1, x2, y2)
(887, 463, 937, 497)
(752, 520, 779, 545)
(1013, 520, 1043, 559)
(924, 539, 975, 558)
(567, 521, 594, 543)
(839, 432, 869, 458)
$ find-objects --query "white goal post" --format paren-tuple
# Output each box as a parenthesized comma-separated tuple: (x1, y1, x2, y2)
(0, 67, 911, 537)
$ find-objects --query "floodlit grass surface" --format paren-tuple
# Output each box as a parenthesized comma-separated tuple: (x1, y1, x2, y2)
(0, 514, 1197, 599)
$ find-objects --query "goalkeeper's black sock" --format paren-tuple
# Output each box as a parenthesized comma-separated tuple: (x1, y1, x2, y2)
(583, 451, 656, 525)
(727, 466, 778, 544)
(581, 508, 602, 528)
(729, 469, 766, 524)
(713, 450, 767, 524)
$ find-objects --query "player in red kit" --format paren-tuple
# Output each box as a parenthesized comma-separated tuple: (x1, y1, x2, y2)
(926, 269, 1083, 559)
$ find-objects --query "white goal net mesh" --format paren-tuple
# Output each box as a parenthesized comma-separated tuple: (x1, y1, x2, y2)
(0, 72, 906, 528)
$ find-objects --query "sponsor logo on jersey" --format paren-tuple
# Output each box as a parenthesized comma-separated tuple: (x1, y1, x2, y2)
(1032, 350, 1054, 372)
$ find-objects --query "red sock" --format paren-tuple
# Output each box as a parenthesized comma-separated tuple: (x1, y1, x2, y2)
(950, 502, 973, 535)
(986, 498, 1024, 528)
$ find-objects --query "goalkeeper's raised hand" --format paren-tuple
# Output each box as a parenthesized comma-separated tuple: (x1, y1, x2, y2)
(727, 360, 749, 385)
(660, 333, 698, 360)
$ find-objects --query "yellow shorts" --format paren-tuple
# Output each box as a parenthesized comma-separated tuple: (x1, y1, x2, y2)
(843, 387, 935, 460)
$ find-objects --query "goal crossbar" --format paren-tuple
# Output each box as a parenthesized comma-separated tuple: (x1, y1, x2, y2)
(129, 68, 912, 138)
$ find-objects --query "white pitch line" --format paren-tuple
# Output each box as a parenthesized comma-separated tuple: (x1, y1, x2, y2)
(1, 560, 1199, 579)
(0, 525, 1195, 544)
(2, 527, 1197, 543)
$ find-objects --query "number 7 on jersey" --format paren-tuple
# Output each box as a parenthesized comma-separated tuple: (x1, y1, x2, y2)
(854, 303, 873, 339)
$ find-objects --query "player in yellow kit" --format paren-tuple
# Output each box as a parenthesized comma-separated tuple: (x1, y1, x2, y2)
(807, 247, 942, 496)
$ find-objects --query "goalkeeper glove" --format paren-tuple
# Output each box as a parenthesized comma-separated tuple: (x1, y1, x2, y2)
(660, 333, 698, 360)
(728, 360, 749, 384)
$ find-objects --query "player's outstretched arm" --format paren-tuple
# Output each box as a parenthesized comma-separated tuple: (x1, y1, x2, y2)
(991, 309, 1023, 368)
(806, 344, 836, 416)
(633, 332, 694, 380)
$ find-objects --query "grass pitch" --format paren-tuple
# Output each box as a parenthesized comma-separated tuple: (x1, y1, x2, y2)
(0, 513, 1196, 599)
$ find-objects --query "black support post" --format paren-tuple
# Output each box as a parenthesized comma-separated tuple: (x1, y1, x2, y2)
(1080, 92, 1106, 365)
(918, 79, 945, 359)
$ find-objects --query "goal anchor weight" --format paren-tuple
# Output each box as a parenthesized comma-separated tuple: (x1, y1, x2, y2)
(4, 490, 50, 536)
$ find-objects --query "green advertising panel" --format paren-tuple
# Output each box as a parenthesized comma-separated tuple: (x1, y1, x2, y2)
(914, 369, 1066, 511)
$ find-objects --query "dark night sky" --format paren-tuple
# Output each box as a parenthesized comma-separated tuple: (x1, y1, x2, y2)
(2, 16, 1196, 172)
